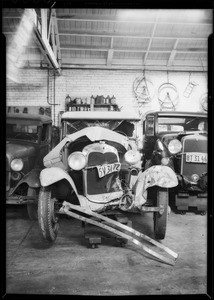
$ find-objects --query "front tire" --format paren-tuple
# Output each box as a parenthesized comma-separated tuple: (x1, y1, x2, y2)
(38, 186, 59, 243)
(154, 188, 168, 240)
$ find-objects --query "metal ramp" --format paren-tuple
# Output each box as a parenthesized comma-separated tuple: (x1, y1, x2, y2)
(59, 201, 178, 266)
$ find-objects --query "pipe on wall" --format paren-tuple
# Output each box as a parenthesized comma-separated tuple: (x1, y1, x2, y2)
(46, 68, 57, 125)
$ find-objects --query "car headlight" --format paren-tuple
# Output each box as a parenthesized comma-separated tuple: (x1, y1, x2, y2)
(124, 150, 141, 165)
(10, 158, 24, 171)
(161, 157, 170, 165)
(168, 139, 182, 154)
(68, 151, 87, 170)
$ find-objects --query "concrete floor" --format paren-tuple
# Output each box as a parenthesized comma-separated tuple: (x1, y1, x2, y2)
(5, 204, 207, 296)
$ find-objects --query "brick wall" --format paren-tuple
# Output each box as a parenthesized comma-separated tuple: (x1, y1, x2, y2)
(7, 68, 208, 126)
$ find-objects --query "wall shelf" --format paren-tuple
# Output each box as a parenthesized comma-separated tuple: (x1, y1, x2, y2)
(66, 103, 119, 111)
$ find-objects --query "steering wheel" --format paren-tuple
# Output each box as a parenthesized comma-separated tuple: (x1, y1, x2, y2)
(14, 133, 35, 141)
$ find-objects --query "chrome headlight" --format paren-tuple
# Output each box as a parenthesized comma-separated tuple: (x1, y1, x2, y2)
(124, 150, 141, 165)
(68, 151, 87, 170)
(10, 158, 24, 171)
(161, 157, 170, 165)
(168, 139, 182, 154)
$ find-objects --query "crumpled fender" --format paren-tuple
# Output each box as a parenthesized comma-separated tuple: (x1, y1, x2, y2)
(39, 167, 79, 196)
(13, 168, 41, 191)
(132, 165, 178, 209)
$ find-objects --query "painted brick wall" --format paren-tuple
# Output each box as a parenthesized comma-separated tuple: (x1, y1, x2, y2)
(7, 68, 208, 126)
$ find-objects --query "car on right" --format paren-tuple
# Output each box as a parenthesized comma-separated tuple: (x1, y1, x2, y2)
(141, 111, 207, 214)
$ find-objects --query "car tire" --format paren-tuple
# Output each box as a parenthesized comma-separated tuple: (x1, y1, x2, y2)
(27, 188, 39, 220)
(38, 186, 59, 243)
(153, 188, 168, 240)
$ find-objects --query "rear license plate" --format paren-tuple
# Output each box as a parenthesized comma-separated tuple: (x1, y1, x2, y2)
(186, 152, 207, 164)
(97, 163, 121, 178)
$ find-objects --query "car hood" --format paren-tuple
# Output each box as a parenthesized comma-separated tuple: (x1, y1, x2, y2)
(43, 126, 130, 168)
(6, 141, 37, 163)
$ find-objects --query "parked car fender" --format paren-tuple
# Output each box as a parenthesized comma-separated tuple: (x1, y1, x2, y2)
(40, 167, 79, 195)
(23, 168, 41, 188)
(10, 168, 41, 193)
(132, 165, 178, 209)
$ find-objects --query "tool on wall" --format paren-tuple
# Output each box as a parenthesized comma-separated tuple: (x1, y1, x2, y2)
(158, 72, 179, 111)
(183, 73, 198, 98)
(133, 70, 155, 105)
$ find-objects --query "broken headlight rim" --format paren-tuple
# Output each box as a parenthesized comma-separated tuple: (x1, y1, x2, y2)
(124, 150, 141, 165)
(10, 158, 24, 171)
(68, 151, 87, 170)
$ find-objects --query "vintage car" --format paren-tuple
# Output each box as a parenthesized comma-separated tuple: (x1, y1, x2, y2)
(6, 113, 52, 219)
(142, 111, 207, 214)
(38, 111, 178, 243)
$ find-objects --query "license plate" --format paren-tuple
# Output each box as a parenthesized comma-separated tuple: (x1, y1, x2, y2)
(97, 163, 121, 178)
(186, 152, 207, 164)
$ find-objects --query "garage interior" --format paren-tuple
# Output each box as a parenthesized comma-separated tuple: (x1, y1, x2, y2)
(3, 8, 212, 296)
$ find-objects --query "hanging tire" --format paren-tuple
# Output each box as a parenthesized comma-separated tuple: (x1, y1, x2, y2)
(154, 188, 168, 240)
(38, 186, 59, 243)
(27, 188, 39, 220)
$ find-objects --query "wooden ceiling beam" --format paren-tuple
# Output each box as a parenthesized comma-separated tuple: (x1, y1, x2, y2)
(52, 9, 62, 68)
(60, 45, 207, 54)
(60, 59, 207, 71)
(106, 37, 114, 66)
(58, 31, 208, 40)
(143, 10, 160, 65)
(56, 14, 212, 25)
(167, 39, 179, 66)
(31, 9, 60, 74)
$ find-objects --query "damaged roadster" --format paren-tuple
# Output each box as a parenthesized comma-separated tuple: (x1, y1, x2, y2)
(38, 111, 178, 243)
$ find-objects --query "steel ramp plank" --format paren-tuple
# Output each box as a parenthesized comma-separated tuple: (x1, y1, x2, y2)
(61, 201, 178, 259)
(60, 202, 178, 266)
(60, 206, 175, 266)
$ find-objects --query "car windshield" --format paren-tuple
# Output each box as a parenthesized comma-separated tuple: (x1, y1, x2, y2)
(62, 119, 136, 138)
(157, 116, 208, 133)
(6, 123, 39, 142)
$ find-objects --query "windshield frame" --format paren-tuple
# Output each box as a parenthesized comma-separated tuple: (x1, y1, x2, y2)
(61, 119, 140, 140)
(156, 116, 208, 134)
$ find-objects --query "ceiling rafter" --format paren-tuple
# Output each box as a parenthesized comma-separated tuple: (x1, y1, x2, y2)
(52, 9, 62, 68)
(60, 45, 207, 54)
(143, 10, 161, 65)
(56, 14, 212, 26)
(107, 37, 114, 66)
(167, 39, 179, 66)
(36, 9, 60, 74)
(58, 31, 208, 40)
(2, 8, 211, 72)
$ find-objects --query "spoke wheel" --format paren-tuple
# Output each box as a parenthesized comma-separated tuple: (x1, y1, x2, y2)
(154, 188, 168, 240)
(38, 186, 59, 243)
(27, 188, 39, 220)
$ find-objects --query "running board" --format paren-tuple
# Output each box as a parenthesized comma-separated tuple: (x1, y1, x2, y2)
(59, 201, 178, 266)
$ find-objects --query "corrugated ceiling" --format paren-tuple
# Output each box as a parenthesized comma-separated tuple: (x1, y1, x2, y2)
(2, 8, 213, 73)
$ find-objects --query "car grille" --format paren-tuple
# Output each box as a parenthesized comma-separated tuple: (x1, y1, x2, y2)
(181, 135, 207, 180)
(86, 151, 120, 195)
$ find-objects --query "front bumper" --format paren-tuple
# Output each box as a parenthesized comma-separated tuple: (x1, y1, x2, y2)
(6, 194, 38, 205)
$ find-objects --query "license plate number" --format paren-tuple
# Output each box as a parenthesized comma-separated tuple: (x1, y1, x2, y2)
(186, 152, 207, 164)
(97, 163, 121, 178)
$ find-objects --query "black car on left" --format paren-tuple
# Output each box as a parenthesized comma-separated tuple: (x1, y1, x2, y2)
(6, 113, 52, 219)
